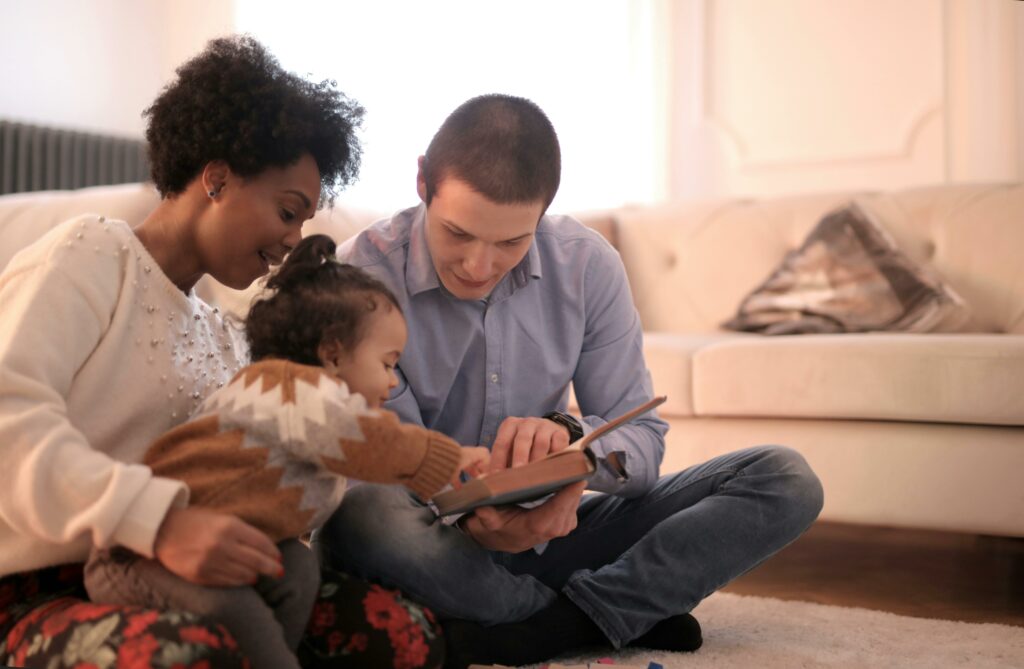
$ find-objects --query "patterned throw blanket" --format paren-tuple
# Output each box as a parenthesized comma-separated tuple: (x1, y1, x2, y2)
(724, 203, 969, 335)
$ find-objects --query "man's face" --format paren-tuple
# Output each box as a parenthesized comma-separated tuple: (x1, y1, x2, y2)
(420, 176, 544, 301)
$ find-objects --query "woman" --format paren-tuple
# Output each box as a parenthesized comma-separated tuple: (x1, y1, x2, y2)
(0, 35, 443, 668)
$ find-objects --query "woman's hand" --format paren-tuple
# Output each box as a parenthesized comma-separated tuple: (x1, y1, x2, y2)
(451, 446, 491, 487)
(154, 507, 283, 586)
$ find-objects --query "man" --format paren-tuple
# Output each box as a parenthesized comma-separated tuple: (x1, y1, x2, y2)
(317, 94, 823, 668)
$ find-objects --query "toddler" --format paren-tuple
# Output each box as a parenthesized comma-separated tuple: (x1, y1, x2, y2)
(85, 234, 488, 669)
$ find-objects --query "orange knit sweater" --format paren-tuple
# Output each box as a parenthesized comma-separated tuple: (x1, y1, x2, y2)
(143, 359, 462, 542)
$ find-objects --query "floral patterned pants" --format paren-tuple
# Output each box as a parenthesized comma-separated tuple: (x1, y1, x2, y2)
(1, 564, 444, 668)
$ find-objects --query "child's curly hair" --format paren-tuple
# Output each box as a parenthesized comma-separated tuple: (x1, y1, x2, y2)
(144, 34, 363, 206)
(246, 235, 401, 366)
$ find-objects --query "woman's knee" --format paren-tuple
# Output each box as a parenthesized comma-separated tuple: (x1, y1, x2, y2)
(299, 569, 445, 669)
(173, 618, 252, 667)
(2, 598, 250, 668)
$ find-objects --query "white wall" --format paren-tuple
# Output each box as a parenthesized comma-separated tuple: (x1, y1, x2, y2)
(1, 0, 1020, 201)
(668, 0, 1021, 200)
(945, 0, 1020, 183)
(1016, 0, 1024, 183)
(235, 0, 668, 212)
(0, 0, 234, 138)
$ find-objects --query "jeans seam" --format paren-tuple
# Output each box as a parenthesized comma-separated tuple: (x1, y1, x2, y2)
(562, 572, 625, 648)
(571, 467, 743, 542)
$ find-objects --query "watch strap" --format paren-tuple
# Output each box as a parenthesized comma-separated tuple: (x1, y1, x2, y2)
(543, 410, 585, 443)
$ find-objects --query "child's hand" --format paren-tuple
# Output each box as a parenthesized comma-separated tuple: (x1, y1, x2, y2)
(452, 446, 490, 487)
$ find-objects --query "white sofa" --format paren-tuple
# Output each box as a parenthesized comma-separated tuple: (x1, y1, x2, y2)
(2, 182, 1021, 537)
(613, 184, 1024, 538)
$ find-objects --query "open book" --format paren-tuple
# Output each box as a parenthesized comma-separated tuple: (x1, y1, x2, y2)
(432, 396, 667, 516)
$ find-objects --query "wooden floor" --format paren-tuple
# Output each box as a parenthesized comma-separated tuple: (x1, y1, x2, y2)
(721, 521, 1024, 627)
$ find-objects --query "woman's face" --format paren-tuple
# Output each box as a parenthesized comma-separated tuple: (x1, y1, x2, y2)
(199, 153, 322, 289)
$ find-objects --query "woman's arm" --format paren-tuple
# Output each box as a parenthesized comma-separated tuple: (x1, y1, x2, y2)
(0, 223, 190, 565)
(0, 244, 185, 558)
(0, 224, 284, 584)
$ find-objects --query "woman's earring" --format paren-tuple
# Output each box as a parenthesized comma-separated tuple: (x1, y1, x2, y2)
(208, 189, 218, 199)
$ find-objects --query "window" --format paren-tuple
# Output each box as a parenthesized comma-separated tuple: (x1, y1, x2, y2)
(235, 0, 668, 212)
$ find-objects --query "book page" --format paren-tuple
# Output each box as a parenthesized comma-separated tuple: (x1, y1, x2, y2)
(432, 395, 667, 516)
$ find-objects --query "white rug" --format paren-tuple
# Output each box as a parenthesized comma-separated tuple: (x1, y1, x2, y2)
(535, 592, 1024, 669)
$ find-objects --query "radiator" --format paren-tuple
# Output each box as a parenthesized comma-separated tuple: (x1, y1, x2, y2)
(0, 120, 150, 196)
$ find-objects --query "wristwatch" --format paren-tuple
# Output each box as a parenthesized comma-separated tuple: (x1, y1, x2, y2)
(543, 411, 585, 444)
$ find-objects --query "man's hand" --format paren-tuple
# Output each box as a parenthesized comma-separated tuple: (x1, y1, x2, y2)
(154, 507, 283, 586)
(459, 480, 586, 553)
(489, 416, 573, 473)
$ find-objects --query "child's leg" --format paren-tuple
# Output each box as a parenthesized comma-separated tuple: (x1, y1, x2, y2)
(254, 539, 321, 650)
(85, 546, 301, 669)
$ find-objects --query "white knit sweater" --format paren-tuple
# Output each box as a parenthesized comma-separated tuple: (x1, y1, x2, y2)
(0, 214, 248, 575)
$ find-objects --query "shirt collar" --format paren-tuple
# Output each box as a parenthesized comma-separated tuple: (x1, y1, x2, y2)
(405, 205, 545, 299)
(525, 229, 543, 281)
(406, 205, 441, 297)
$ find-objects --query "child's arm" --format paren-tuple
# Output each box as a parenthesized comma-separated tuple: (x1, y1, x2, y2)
(332, 408, 466, 500)
(272, 361, 473, 500)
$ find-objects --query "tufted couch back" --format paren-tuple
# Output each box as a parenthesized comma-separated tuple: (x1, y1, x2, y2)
(612, 183, 1024, 335)
(4, 182, 1021, 335)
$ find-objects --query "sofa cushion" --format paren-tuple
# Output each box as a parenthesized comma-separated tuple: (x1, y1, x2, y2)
(0, 183, 160, 272)
(722, 203, 969, 335)
(642, 331, 749, 417)
(692, 333, 1024, 426)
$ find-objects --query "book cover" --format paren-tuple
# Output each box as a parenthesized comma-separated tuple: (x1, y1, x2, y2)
(433, 396, 666, 516)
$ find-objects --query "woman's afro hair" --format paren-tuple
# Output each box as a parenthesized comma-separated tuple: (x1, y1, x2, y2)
(144, 34, 364, 206)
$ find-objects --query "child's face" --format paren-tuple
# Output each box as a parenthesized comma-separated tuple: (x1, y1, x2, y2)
(326, 305, 407, 408)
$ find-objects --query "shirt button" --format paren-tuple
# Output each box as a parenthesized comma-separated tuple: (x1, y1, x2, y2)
(490, 373, 499, 383)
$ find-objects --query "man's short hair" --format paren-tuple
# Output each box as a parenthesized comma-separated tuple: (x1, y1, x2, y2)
(421, 94, 561, 211)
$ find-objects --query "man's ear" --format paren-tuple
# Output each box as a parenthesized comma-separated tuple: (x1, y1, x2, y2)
(318, 339, 345, 375)
(201, 160, 231, 198)
(416, 155, 427, 203)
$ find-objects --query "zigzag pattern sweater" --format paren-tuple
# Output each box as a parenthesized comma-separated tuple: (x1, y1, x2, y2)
(143, 359, 462, 541)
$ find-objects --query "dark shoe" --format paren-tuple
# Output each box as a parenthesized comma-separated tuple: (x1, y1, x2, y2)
(628, 612, 703, 652)
(442, 595, 610, 668)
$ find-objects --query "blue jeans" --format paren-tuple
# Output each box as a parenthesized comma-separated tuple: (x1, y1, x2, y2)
(313, 445, 823, 648)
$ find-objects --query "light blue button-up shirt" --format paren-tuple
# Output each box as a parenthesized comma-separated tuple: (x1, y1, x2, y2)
(338, 204, 668, 497)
